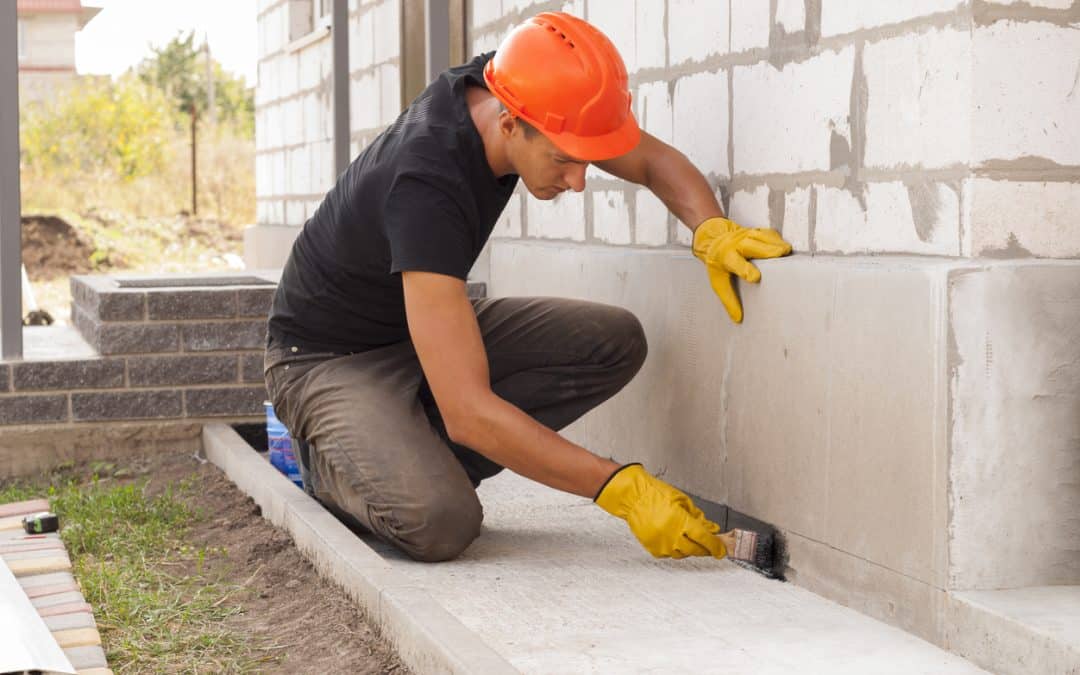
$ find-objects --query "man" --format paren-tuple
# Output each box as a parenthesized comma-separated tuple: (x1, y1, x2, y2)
(264, 12, 791, 563)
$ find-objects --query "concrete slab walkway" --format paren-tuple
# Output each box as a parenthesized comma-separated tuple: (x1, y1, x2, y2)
(360, 472, 985, 675)
(203, 424, 986, 674)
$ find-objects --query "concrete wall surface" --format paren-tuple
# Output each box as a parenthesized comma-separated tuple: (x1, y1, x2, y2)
(251, 0, 1080, 656)
(490, 240, 1080, 646)
(948, 262, 1080, 591)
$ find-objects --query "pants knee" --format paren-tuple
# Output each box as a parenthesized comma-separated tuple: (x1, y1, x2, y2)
(395, 489, 483, 563)
(607, 308, 648, 378)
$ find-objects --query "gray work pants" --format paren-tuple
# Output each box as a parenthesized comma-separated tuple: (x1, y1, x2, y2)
(264, 296, 647, 562)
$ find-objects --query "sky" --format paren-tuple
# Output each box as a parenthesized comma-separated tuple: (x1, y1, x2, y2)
(75, 0, 258, 85)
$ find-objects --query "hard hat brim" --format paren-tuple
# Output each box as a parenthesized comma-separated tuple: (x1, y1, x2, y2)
(541, 112, 642, 162)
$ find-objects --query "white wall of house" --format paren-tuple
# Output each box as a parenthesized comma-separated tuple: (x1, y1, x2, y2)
(253, 1, 1080, 665)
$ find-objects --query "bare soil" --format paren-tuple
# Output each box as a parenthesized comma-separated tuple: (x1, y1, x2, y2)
(132, 450, 410, 674)
(20, 214, 99, 281)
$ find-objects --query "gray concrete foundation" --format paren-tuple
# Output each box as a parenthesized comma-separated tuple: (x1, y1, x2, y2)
(489, 239, 1080, 667)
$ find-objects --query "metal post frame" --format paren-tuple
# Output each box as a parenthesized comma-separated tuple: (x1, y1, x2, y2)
(0, 1, 23, 359)
(425, 0, 450, 84)
(331, 0, 350, 177)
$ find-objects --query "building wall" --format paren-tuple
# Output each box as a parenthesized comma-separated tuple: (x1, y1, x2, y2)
(471, 0, 1080, 260)
(17, 12, 81, 104)
(254, 0, 402, 236)
(18, 12, 78, 70)
(250, 0, 1080, 651)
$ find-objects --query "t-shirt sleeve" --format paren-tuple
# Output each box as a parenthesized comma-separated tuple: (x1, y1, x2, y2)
(384, 174, 473, 280)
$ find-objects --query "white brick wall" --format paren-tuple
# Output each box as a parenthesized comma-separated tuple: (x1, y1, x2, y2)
(733, 47, 855, 175)
(635, 0, 666, 70)
(668, 0, 729, 64)
(637, 81, 673, 144)
(373, 0, 400, 63)
(593, 191, 632, 244)
(783, 187, 812, 251)
(379, 63, 401, 125)
(731, 0, 770, 52)
(820, 0, 964, 38)
(470, 0, 501, 30)
(816, 182, 960, 255)
(492, 194, 523, 239)
(972, 21, 1080, 166)
(728, 186, 770, 229)
(776, 0, 806, 34)
(350, 8, 375, 70)
(527, 191, 586, 241)
(863, 27, 972, 170)
(673, 70, 730, 178)
(587, 1, 637, 73)
(636, 189, 669, 246)
(967, 180, 1080, 258)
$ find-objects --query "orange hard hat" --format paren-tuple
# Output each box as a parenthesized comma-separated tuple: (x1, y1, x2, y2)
(483, 12, 640, 162)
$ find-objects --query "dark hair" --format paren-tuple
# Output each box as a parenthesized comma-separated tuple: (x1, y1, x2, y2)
(498, 102, 538, 138)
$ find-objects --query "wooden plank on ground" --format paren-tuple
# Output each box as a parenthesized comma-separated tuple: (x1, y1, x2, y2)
(0, 499, 49, 518)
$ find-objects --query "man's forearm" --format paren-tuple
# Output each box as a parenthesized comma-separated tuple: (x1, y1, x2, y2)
(453, 391, 619, 498)
(645, 145, 725, 234)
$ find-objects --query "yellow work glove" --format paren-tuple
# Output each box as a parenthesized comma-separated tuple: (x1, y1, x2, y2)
(691, 216, 792, 323)
(595, 463, 727, 559)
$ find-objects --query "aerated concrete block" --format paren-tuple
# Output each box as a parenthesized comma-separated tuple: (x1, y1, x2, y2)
(821, 0, 965, 37)
(973, 21, 1080, 166)
(491, 194, 522, 239)
(635, 0, 666, 69)
(729, 186, 771, 229)
(863, 27, 972, 170)
(673, 69, 730, 179)
(815, 182, 961, 255)
(733, 47, 855, 175)
(948, 262, 1080, 589)
(731, 0, 771, 52)
(526, 191, 585, 241)
(668, 0, 729, 64)
(637, 81, 673, 145)
(592, 191, 632, 245)
(966, 180, 1080, 258)
(782, 186, 813, 251)
(588, 0, 637, 72)
(776, 0, 806, 34)
(373, 0, 400, 63)
(635, 189, 669, 246)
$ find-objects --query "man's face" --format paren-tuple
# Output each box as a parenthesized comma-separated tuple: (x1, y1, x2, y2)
(507, 122, 589, 200)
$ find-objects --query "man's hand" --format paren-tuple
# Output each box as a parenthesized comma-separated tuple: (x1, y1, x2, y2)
(595, 463, 727, 559)
(692, 217, 792, 323)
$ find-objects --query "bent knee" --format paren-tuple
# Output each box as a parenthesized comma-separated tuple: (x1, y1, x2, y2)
(394, 490, 483, 562)
(605, 307, 648, 375)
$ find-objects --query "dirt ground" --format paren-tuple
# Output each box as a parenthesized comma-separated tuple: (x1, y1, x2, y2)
(132, 450, 409, 674)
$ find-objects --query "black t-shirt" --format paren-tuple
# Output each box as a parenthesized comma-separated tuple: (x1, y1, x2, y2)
(267, 52, 518, 353)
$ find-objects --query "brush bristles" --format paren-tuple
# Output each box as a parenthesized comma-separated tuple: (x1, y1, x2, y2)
(730, 528, 776, 569)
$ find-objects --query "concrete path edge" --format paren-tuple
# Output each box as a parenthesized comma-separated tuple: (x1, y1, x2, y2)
(202, 424, 519, 675)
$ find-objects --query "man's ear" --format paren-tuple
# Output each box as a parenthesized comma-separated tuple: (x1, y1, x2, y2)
(498, 110, 519, 140)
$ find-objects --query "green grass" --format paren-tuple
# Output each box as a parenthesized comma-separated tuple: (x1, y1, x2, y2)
(1, 462, 279, 673)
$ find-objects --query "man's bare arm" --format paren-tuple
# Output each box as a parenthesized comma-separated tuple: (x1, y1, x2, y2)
(594, 130, 724, 234)
(401, 270, 619, 497)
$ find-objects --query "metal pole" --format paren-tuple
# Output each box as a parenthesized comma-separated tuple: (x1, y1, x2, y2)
(205, 38, 215, 125)
(190, 102, 198, 215)
(425, 0, 449, 84)
(331, 0, 350, 177)
(0, 1, 23, 359)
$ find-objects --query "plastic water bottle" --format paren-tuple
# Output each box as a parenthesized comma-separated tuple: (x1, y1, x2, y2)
(265, 401, 303, 488)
